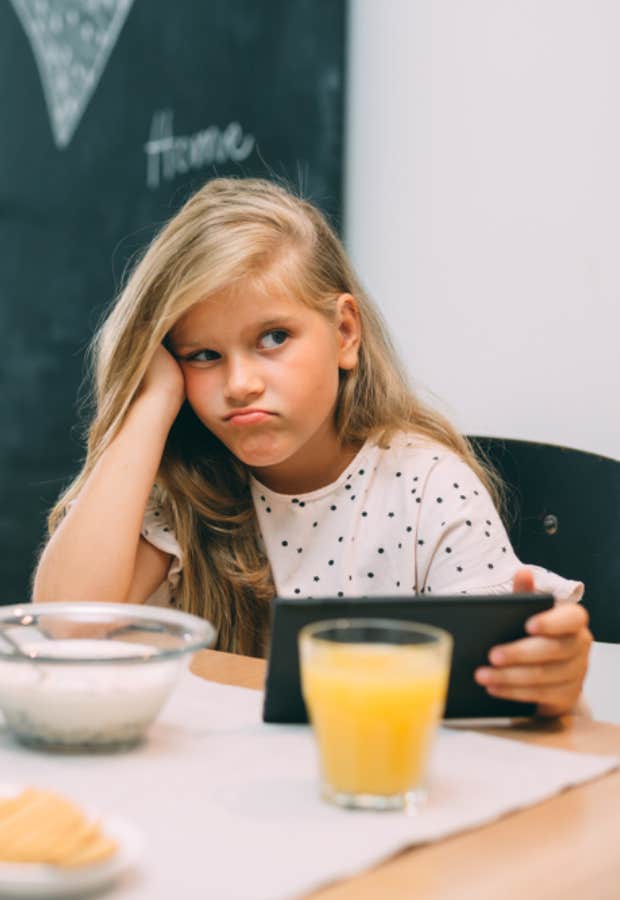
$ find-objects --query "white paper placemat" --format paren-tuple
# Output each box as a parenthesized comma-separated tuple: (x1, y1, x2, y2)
(0, 671, 617, 900)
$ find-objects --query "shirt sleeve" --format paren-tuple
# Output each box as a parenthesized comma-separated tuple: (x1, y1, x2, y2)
(415, 454, 584, 604)
(140, 489, 183, 603)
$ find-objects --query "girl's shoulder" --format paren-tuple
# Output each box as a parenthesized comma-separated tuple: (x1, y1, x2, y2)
(372, 431, 467, 479)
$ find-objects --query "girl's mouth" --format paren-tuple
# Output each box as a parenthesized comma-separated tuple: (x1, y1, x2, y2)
(226, 410, 274, 426)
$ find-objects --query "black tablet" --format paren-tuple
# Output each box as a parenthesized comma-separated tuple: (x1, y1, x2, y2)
(262, 593, 554, 722)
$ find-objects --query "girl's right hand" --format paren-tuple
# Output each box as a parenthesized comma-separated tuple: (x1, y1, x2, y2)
(475, 569, 592, 717)
(139, 344, 186, 418)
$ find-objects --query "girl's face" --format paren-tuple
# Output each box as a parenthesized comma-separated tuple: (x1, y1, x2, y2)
(169, 279, 361, 493)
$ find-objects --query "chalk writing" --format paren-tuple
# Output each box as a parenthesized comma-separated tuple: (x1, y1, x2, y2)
(144, 109, 255, 190)
(9, 0, 135, 149)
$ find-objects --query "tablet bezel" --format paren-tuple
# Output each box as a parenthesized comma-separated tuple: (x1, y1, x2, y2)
(262, 593, 554, 722)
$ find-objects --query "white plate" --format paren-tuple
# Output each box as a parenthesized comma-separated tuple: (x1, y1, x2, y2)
(0, 786, 144, 898)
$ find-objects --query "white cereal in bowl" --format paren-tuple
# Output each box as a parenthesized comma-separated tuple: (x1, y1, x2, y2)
(0, 639, 184, 749)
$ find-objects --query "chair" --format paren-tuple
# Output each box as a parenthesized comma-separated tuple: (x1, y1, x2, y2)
(469, 437, 620, 643)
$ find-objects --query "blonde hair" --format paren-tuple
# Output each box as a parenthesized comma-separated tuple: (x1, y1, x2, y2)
(48, 178, 502, 656)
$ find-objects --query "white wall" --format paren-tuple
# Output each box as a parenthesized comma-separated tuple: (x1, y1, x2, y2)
(345, 0, 620, 461)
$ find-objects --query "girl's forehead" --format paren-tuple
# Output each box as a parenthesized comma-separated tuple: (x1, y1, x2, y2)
(170, 282, 316, 343)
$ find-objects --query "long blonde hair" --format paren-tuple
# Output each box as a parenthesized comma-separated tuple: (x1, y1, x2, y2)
(49, 177, 501, 656)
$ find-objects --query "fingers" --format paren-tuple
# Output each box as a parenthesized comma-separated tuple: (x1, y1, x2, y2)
(476, 654, 587, 689)
(474, 661, 587, 716)
(474, 610, 592, 716)
(139, 344, 186, 415)
(485, 680, 585, 716)
(489, 605, 590, 666)
(525, 602, 589, 637)
(488, 629, 591, 666)
(512, 567, 535, 594)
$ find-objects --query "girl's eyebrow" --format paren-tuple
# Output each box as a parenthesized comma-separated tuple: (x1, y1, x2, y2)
(170, 338, 202, 353)
(172, 315, 299, 352)
(254, 315, 298, 332)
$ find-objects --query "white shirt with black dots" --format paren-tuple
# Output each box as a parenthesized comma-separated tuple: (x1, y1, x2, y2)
(142, 433, 583, 607)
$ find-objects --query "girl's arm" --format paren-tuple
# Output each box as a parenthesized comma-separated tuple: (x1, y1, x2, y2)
(126, 537, 173, 604)
(33, 347, 185, 605)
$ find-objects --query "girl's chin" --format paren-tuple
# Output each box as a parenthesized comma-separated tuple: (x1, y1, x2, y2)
(226, 438, 294, 470)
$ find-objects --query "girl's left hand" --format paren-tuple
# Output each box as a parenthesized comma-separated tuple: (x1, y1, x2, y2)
(474, 568, 593, 717)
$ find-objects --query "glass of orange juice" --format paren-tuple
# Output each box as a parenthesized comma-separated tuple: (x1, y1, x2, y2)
(299, 618, 452, 811)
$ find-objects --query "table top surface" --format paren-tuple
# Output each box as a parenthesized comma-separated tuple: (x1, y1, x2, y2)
(191, 649, 620, 900)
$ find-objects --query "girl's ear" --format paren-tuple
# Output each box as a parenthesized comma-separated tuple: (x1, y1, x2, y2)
(335, 294, 361, 370)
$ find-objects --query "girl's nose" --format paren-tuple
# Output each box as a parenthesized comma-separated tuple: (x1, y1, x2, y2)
(224, 357, 265, 403)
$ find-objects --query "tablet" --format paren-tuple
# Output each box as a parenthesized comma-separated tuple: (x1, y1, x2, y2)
(262, 593, 554, 722)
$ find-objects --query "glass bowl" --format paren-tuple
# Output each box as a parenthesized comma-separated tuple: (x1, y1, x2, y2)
(0, 602, 216, 750)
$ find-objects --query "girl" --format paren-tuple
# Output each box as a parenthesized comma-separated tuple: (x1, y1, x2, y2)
(33, 178, 591, 716)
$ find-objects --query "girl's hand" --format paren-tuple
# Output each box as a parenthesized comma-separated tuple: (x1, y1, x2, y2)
(139, 344, 186, 418)
(474, 568, 593, 717)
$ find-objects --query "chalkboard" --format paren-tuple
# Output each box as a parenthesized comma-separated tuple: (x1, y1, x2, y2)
(0, 0, 347, 602)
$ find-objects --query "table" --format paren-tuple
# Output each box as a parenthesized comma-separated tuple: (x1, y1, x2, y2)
(191, 649, 620, 900)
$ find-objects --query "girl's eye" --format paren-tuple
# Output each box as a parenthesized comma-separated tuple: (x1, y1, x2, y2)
(259, 329, 288, 350)
(187, 349, 220, 363)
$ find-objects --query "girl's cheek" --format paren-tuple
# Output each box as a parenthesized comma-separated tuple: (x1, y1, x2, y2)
(182, 366, 204, 386)
(183, 369, 213, 403)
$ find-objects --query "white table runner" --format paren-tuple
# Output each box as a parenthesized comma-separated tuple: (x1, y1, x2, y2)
(0, 671, 617, 899)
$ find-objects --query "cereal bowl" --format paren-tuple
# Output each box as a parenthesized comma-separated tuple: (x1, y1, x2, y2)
(0, 603, 216, 750)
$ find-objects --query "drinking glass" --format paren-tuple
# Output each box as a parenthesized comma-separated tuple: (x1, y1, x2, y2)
(299, 618, 452, 811)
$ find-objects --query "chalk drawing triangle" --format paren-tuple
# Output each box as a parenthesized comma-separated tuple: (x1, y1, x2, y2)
(9, 0, 136, 148)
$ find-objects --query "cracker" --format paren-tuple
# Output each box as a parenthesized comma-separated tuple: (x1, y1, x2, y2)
(0, 788, 118, 867)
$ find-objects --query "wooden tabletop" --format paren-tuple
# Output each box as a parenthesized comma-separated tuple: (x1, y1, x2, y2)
(191, 649, 620, 900)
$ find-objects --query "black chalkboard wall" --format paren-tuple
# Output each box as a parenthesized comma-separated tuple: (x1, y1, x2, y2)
(0, 0, 347, 602)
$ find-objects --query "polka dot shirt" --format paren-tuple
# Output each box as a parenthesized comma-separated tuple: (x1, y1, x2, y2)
(143, 433, 583, 607)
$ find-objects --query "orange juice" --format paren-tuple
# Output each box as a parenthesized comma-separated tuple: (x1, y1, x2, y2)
(301, 643, 449, 797)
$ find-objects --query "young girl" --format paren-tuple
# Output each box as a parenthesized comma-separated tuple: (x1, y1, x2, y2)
(33, 177, 591, 717)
